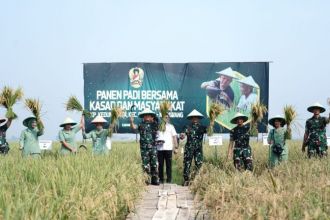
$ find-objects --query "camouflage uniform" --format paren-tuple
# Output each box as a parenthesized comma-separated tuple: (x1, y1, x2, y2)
(230, 124, 253, 171)
(182, 122, 207, 181)
(0, 124, 9, 154)
(138, 121, 159, 183)
(305, 116, 328, 157)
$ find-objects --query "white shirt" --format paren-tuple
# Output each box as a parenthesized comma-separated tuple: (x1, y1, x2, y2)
(237, 93, 257, 112)
(157, 124, 177, 151)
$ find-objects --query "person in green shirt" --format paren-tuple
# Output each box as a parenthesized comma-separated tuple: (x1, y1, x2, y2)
(267, 115, 289, 168)
(58, 116, 83, 155)
(19, 116, 44, 158)
(83, 115, 111, 155)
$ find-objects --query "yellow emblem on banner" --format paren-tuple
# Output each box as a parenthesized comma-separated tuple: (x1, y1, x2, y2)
(129, 67, 144, 89)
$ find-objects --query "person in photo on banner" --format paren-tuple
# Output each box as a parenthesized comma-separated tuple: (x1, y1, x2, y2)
(156, 113, 178, 184)
(0, 117, 12, 155)
(83, 115, 111, 155)
(236, 76, 258, 112)
(227, 113, 253, 171)
(58, 116, 84, 155)
(267, 115, 290, 167)
(180, 109, 207, 186)
(19, 116, 44, 159)
(130, 108, 160, 185)
(302, 102, 330, 158)
(201, 67, 238, 108)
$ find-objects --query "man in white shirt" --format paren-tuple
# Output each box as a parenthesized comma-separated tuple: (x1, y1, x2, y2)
(237, 76, 259, 112)
(156, 114, 178, 183)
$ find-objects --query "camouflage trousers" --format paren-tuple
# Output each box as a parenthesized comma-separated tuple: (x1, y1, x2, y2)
(233, 147, 253, 171)
(183, 144, 203, 181)
(140, 145, 159, 182)
(307, 141, 328, 158)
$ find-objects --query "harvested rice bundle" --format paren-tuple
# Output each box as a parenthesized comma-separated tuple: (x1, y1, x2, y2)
(25, 98, 44, 129)
(283, 105, 297, 139)
(0, 86, 24, 119)
(159, 100, 171, 132)
(110, 105, 125, 137)
(207, 103, 225, 136)
(250, 102, 268, 136)
(66, 95, 91, 117)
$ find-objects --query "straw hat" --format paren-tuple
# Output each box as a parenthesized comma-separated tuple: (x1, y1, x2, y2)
(307, 102, 326, 113)
(91, 115, 108, 124)
(186, 109, 204, 119)
(0, 118, 8, 127)
(60, 117, 77, 127)
(238, 76, 259, 89)
(23, 116, 37, 127)
(268, 115, 286, 127)
(215, 67, 238, 79)
(138, 108, 156, 118)
(230, 112, 248, 124)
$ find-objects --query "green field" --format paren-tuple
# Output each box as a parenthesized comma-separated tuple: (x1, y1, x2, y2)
(0, 140, 329, 219)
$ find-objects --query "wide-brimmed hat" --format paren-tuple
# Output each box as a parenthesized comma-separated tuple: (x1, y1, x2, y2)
(238, 76, 259, 89)
(91, 115, 108, 124)
(186, 109, 204, 119)
(230, 112, 248, 124)
(307, 102, 326, 113)
(0, 118, 8, 127)
(60, 117, 77, 127)
(138, 108, 156, 118)
(215, 67, 238, 79)
(23, 116, 37, 127)
(268, 115, 286, 127)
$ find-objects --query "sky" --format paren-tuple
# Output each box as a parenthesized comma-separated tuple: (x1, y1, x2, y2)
(0, 0, 330, 140)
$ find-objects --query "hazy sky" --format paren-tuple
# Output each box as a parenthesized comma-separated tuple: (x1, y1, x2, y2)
(1, 0, 329, 139)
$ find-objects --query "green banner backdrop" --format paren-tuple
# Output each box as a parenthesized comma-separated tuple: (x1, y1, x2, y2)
(84, 62, 269, 133)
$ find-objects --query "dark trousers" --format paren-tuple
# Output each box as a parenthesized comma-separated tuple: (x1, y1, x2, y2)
(157, 150, 172, 182)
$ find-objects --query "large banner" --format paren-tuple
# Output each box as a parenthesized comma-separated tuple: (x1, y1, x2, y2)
(84, 62, 269, 133)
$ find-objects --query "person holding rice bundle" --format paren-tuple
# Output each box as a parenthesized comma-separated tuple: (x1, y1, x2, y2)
(83, 115, 111, 155)
(19, 116, 44, 158)
(130, 108, 160, 185)
(227, 112, 253, 171)
(180, 109, 207, 186)
(302, 102, 330, 158)
(58, 116, 84, 155)
(0, 117, 12, 154)
(267, 115, 289, 167)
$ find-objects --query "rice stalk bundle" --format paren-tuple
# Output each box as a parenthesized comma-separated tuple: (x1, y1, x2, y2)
(159, 100, 171, 132)
(283, 105, 297, 139)
(207, 103, 225, 136)
(250, 102, 268, 136)
(66, 95, 91, 117)
(25, 98, 44, 129)
(110, 105, 125, 137)
(0, 86, 24, 119)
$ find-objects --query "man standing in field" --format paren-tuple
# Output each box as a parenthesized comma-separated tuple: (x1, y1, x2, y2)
(302, 102, 330, 158)
(130, 108, 160, 185)
(180, 109, 207, 186)
(227, 113, 253, 171)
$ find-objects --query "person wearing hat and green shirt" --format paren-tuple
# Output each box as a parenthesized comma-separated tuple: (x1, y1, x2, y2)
(58, 116, 84, 155)
(302, 102, 330, 158)
(83, 115, 111, 155)
(237, 76, 259, 112)
(180, 109, 207, 185)
(267, 115, 290, 167)
(19, 116, 44, 158)
(130, 108, 160, 185)
(201, 67, 238, 108)
(0, 117, 12, 154)
(227, 113, 253, 171)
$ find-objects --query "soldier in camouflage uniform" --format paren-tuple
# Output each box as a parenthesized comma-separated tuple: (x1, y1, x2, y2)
(0, 117, 12, 155)
(180, 109, 207, 186)
(130, 108, 160, 185)
(227, 113, 253, 171)
(302, 103, 330, 158)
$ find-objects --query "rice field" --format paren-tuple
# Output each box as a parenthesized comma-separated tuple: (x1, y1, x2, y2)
(0, 140, 329, 219)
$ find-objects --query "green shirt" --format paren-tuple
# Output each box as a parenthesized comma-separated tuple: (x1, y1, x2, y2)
(268, 127, 288, 155)
(59, 124, 81, 155)
(83, 129, 110, 155)
(20, 127, 44, 157)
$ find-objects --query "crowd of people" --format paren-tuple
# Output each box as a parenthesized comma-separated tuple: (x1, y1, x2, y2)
(0, 102, 329, 186)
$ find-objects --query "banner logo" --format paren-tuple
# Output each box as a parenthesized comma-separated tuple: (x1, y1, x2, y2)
(129, 67, 144, 88)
